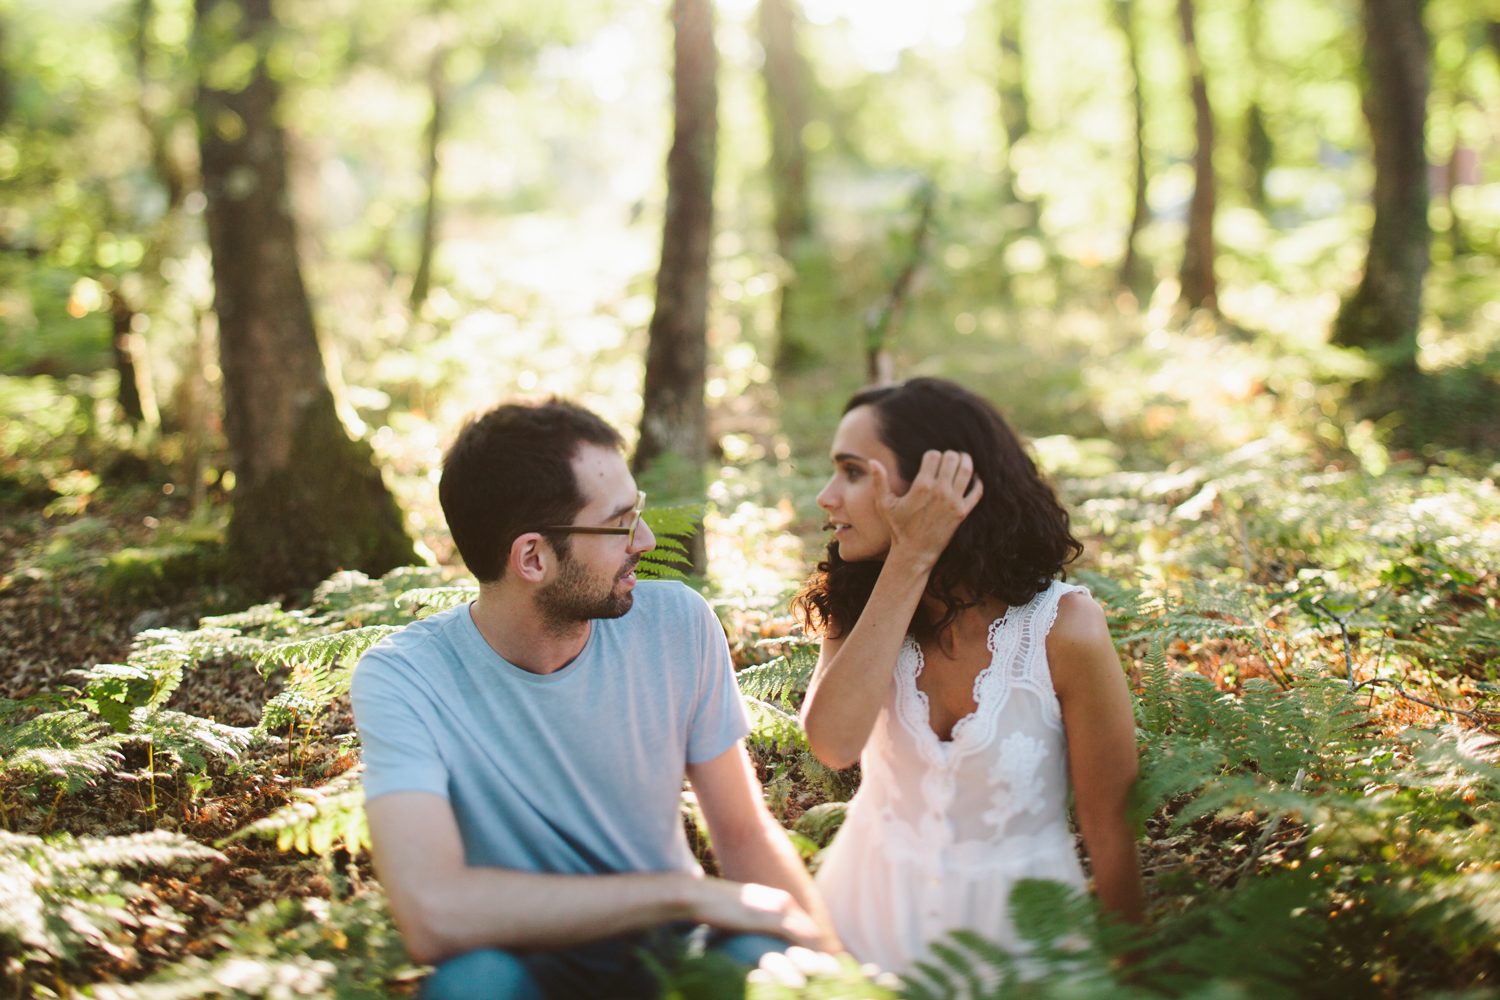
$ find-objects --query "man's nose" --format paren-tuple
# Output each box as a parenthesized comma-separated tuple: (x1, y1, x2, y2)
(629, 519, 657, 554)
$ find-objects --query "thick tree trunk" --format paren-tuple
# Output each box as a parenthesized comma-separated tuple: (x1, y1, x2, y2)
(195, 0, 415, 596)
(635, 0, 716, 476)
(1333, 0, 1429, 357)
(410, 42, 446, 311)
(996, 0, 1037, 230)
(1176, 0, 1217, 311)
(1115, 0, 1150, 293)
(759, 0, 814, 372)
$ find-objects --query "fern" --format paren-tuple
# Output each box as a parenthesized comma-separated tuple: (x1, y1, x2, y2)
(0, 707, 123, 793)
(0, 830, 220, 970)
(222, 769, 369, 858)
(745, 697, 809, 754)
(637, 504, 702, 582)
(91, 893, 417, 1000)
(130, 710, 254, 773)
(737, 642, 818, 708)
(394, 586, 479, 618)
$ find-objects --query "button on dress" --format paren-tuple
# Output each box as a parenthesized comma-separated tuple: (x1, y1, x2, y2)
(814, 581, 1089, 975)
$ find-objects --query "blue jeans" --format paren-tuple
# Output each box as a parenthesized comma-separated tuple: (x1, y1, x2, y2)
(419, 927, 788, 1000)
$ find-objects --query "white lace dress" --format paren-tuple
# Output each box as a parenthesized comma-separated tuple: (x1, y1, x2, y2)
(814, 581, 1088, 975)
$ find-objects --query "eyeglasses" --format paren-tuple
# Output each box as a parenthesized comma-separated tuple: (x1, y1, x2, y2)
(542, 490, 647, 546)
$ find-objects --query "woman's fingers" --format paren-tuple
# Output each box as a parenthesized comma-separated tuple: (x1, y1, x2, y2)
(869, 459, 895, 512)
(960, 474, 984, 514)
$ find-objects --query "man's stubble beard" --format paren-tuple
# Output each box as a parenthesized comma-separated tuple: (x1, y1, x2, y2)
(535, 551, 640, 637)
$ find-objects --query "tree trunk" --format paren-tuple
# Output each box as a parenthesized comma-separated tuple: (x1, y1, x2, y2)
(759, 0, 814, 372)
(195, 0, 415, 597)
(1447, 141, 1468, 256)
(996, 0, 1037, 230)
(635, 0, 716, 477)
(1242, 0, 1272, 212)
(1333, 0, 1428, 357)
(410, 41, 446, 311)
(1176, 0, 1217, 311)
(1114, 0, 1150, 293)
(109, 293, 147, 425)
(864, 181, 935, 386)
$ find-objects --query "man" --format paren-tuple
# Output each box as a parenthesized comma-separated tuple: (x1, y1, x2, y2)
(351, 399, 836, 1000)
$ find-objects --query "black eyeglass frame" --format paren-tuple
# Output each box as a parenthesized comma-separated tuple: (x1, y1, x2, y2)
(541, 490, 647, 546)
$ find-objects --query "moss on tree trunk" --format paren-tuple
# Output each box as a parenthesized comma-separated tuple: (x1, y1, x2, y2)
(197, 0, 416, 598)
(225, 394, 415, 597)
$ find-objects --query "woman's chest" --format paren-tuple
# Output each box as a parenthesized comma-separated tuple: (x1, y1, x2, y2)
(912, 642, 996, 742)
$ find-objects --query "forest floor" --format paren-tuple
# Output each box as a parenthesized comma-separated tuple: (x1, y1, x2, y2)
(7, 466, 1494, 998)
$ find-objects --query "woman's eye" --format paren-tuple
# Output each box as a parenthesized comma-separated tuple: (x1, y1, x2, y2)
(842, 466, 863, 482)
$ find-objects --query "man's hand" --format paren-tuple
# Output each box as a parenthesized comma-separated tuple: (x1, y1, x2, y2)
(687, 879, 824, 949)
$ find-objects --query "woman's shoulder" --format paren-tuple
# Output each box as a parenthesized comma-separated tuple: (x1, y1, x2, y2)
(1042, 585, 1117, 692)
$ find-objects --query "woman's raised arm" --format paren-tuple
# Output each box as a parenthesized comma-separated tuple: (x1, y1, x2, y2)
(800, 451, 981, 769)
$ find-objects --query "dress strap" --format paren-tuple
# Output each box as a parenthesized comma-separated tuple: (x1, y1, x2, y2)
(1014, 580, 1089, 728)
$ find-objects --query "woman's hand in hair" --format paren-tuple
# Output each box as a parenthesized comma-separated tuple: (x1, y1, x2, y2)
(870, 450, 983, 570)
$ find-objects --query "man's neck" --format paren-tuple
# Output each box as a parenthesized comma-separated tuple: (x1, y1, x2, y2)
(469, 587, 590, 675)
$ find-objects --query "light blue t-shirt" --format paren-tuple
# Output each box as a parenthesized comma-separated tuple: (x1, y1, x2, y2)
(350, 580, 750, 876)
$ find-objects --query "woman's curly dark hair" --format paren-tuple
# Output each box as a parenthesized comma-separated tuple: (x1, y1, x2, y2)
(792, 377, 1083, 642)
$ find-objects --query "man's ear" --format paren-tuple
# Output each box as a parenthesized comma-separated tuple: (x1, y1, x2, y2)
(508, 532, 551, 584)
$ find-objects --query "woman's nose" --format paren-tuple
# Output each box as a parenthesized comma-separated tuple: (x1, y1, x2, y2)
(816, 479, 837, 512)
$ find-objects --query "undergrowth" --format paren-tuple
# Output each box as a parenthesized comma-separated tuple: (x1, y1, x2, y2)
(2, 453, 1498, 998)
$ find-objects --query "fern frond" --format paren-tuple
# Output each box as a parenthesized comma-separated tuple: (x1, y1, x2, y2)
(744, 697, 808, 754)
(395, 586, 479, 618)
(223, 769, 368, 857)
(132, 710, 253, 772)
(92, 893, 415, 1000)
(793, 802, 846, 847)
(0, 829, 219, 967)
(1, 710, 124, 790)
(637, 504, 702, 582)
(736, 644, 817, 708)
(258, 625, 402, 672)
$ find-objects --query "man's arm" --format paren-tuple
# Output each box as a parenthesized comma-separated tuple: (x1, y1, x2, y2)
(686, 742, 842, 953)
(366, 791, 823, 964)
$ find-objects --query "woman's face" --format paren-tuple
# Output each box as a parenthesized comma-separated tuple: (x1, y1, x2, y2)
(816, 405, 909, 562)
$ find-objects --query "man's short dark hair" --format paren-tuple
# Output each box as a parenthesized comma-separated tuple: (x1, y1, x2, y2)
(439, 399, 625, 583)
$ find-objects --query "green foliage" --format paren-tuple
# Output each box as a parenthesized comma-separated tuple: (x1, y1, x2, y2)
(222, 769, 369, 858)
(744, 697, 809, 755)
(0, 830, 220, 972)
(737, 640, 818, 709)
(395, 585, 479, 618)
(0, 697, 124, 795)
(91, 893, 418, 1000)
(638, 504, 703, 582)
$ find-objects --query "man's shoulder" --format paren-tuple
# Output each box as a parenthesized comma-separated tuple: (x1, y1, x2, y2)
(623, 580, 713, 628)
(353, 605, 466, 688)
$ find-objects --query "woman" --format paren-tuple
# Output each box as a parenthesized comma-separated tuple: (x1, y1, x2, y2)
(796, 378, 1142, 975)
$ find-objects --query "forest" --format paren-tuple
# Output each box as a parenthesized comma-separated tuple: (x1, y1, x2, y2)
(1, 0, 1499, 995)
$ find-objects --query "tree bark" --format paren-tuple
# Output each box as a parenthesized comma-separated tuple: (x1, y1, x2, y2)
(635, 0, 716, 476)
(1176, 0, 1217, 311)
(1114, 0, 1150, 293)
(759, 0, 814, 372)
(1242, 0, 1272, 212)
(409, 40, 446, 311)
(1333, 0, 1429, 357)
(195, 0, 415, 596)
(996, 0, 1037, 230)
(864, 182, 935, 386)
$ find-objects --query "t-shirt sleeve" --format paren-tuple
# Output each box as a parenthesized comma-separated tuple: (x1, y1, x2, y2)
(350, 653, 451, 802)
(684, 590, 752, 764)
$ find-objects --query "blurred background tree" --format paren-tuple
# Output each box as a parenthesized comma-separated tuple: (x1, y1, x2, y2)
(4, 0, 1500, 588)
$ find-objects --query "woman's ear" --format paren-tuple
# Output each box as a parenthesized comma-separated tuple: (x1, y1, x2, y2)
(508, 532, 550, 583)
